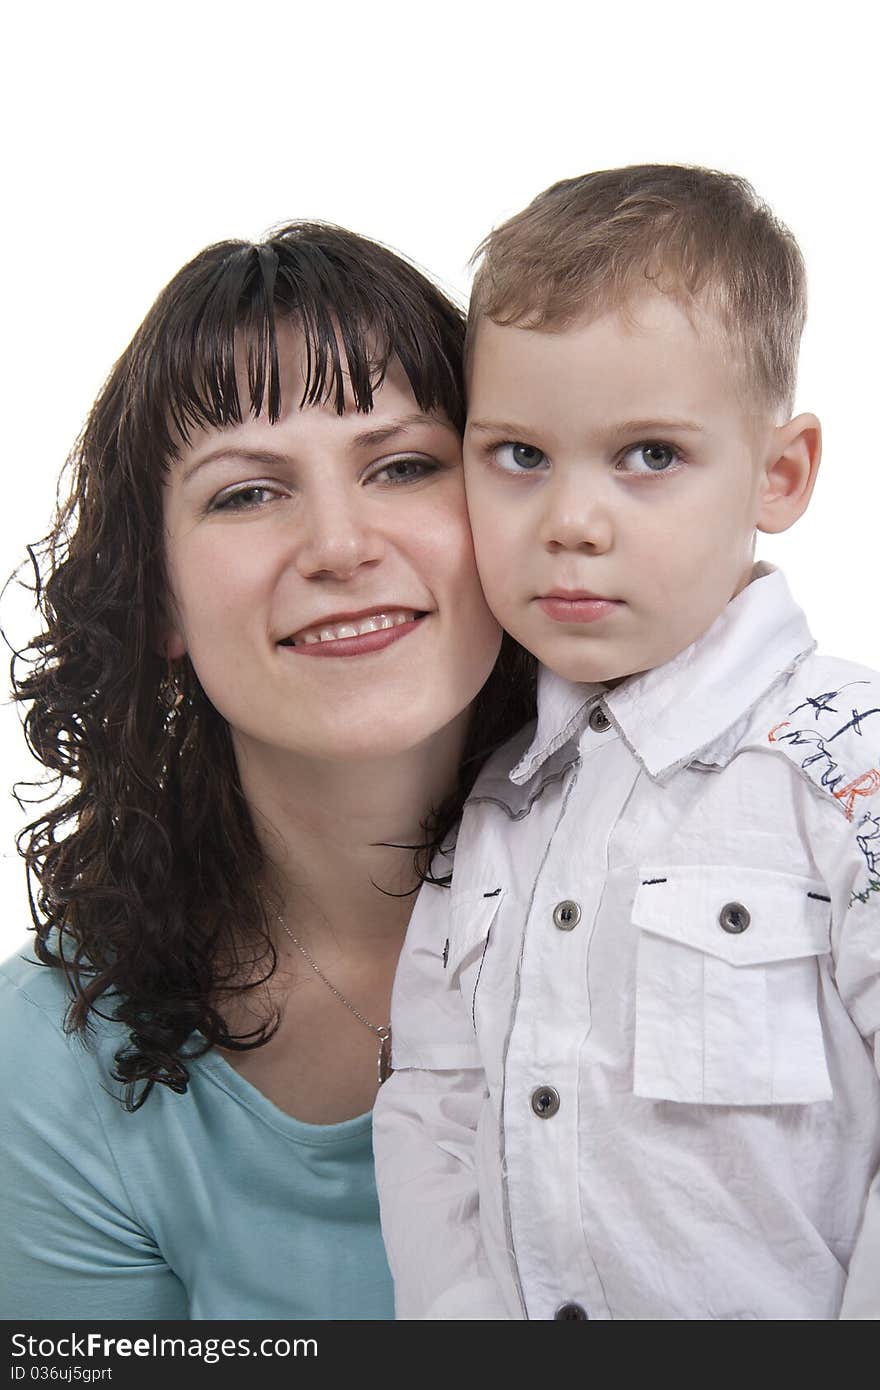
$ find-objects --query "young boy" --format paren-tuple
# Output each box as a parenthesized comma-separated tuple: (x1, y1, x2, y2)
(373, 166, 880, 1320)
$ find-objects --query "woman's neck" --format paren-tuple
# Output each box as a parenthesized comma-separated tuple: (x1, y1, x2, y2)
(233, 710, 467, 950)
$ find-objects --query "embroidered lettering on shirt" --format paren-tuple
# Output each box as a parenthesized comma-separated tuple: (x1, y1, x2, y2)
(767, 684, 880, 820)
(787, 683, 868, 720)
(852, 813, 880, 907)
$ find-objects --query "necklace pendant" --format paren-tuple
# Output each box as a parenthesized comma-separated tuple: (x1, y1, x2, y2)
(377, 1027, 393, 1085)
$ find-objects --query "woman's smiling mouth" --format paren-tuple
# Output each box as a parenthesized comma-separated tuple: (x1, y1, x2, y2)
(280, 608, 428, 656)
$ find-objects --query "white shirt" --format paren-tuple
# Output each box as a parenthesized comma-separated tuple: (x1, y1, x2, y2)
(374, 568, 880, 1320)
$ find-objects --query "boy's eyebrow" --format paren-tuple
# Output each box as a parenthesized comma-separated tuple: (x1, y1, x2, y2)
(467, 417, 706, 437)
(467, 417, 542, 439)
(610, 417, 706, 436)
(466, 420, 533, 437)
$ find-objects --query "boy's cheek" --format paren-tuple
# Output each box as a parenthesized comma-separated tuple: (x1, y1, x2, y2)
(474, 559, 512, 622)
(465, 479, 540, 616)
(471, 527, 518, 605)
(471, 546, 521, 630)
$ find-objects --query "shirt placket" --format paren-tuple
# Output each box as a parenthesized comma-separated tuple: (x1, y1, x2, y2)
(502, 711, 639, 1320)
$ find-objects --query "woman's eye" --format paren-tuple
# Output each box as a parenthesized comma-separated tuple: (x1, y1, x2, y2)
(494, 442, 548, 473)
(371, 456, 436, 485)
(617, 442, 680, 475)
(211, 484, 281, 512)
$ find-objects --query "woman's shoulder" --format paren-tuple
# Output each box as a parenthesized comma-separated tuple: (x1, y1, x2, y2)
(2, 940, 72, 1010)
(1, 941, 78, 1037)
(0, 944, 188, 1197)
(0, 942, 125, 1108)
(3, 941, 106, 1028)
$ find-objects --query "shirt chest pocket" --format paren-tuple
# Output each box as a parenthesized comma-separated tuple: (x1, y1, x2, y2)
(631, 866, 833, 1106)
(445, 888, 507, 1031)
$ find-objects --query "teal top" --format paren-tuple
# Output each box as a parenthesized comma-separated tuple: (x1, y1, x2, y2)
(0, 946, 394, 1321)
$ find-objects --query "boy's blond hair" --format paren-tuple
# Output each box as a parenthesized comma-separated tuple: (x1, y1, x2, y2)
(468, 164, 806, 414)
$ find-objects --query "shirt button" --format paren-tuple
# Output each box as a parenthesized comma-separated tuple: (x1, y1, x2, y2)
(555, 1302, 589, 1320)
(553, 900, 581, 931)
(719, 901, 751, 934)
(588, 704, 611, 733)
(531, 1085, 560, 1118)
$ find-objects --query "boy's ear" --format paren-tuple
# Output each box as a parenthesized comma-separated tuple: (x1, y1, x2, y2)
(755, 413, 821, 535)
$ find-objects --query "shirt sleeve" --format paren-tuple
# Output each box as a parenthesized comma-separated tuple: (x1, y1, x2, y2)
(373, 878, 521, 1320)
(824, 805, 880, 1319)
(0, 971, 187, 1320)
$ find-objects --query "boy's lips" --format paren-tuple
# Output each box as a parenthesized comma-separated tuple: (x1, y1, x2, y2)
(537, 591, 622, 624)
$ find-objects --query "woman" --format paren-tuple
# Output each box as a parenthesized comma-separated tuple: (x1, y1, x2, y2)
(0, 224, 534, 1319)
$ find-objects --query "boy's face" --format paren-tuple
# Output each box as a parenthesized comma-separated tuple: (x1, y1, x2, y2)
(464, 294, 790, 685)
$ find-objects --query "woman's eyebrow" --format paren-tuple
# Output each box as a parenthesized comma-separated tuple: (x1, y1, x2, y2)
(350, 413, 455, 449)
(180, 448, 288, 483)
(181, 414, 454, 482)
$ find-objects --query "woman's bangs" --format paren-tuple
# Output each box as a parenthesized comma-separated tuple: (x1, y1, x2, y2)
(159, 282, 406, 458)
(142, 228, 464, 469)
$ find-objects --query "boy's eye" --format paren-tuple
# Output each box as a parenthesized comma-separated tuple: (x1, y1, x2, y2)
(617, 442, 680, 475)
(494, 442, 549, 473)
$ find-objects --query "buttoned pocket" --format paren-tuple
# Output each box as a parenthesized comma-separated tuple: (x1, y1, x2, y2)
(446, 888, 506, 1031)
(631, 866, 832, 1105)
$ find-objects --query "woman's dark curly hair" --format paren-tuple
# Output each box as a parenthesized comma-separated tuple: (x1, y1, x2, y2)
(13, 223, 536, 1110)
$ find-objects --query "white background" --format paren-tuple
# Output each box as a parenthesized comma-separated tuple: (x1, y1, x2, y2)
(1, 1, 876, 956)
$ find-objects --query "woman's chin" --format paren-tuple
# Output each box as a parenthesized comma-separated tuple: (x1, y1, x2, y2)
(230, 704, 469, 772)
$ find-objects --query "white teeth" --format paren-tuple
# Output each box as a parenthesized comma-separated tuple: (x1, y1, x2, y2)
(290, 610, 418, 645)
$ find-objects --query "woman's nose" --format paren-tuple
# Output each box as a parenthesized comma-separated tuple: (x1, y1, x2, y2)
(538, 474, 614, 554)
(295, 488, 385, 580)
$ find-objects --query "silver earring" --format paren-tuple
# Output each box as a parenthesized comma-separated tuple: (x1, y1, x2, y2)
(158, 665, 184, 732)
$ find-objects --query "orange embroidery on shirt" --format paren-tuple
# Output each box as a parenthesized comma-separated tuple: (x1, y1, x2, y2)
(833, 770, 880, 820)
(768, 722, 790, 742)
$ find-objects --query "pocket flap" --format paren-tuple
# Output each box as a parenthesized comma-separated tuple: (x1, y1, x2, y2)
(446, 887, 506, 973)
(632, 866, 830, 965)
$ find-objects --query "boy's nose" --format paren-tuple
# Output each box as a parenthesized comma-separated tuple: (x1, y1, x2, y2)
(539, 481, 614, 553)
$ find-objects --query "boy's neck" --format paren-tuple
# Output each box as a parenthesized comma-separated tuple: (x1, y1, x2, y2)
(592, 560, 769, 693)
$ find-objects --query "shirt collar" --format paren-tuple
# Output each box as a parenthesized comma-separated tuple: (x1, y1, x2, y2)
(510, 565, 815, 785)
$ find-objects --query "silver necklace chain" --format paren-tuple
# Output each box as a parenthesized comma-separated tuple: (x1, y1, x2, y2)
(271, 904, 392, 1084)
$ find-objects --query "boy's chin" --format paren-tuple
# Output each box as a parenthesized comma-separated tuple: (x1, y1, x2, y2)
(537, 651, 639, 687)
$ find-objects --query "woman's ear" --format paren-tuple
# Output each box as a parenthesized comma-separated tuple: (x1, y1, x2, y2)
(159, 596, 187, 660)
(756, 412, 822, 535)
(163, 630, 187, 660)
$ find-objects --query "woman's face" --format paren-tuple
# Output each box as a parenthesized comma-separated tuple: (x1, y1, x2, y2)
(162, 324, 501, 767)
